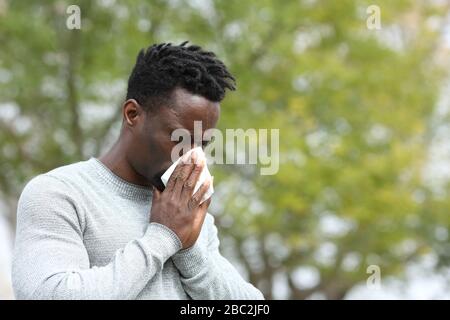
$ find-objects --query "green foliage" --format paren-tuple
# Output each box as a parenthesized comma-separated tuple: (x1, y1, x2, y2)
(1, 0, 449, 299)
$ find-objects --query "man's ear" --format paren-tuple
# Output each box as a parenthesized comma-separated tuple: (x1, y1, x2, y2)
(122, 99, 143, 127)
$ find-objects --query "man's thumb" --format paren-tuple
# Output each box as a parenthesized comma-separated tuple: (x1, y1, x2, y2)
(152, 186, 161, 200)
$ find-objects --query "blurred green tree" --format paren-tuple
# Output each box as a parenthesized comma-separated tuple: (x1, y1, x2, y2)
(0, 0, 449, 299)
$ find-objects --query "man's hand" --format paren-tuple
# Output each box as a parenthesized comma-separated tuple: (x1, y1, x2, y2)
(150, 151, 212, 249)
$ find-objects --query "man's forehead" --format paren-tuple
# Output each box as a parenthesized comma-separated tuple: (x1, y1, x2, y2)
(163, 89, 220, 130)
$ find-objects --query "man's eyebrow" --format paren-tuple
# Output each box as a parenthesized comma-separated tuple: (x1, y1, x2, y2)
(168, 124, 192, 134)
(169, 126, 209, 143)
(167, 124, 197, 142)
(165, 118, 186, 132)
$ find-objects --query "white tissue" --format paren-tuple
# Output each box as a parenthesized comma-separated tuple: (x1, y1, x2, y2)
(160, 147, 214, 204)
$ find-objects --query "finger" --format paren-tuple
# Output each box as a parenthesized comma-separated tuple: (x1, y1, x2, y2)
(188, 178, 211, 211)
(199, 196, 212, 210)
(182, 153, 205, 200)
(171, 155, 196, 199)
(152, 186, 161, 201)
(165, 152, 191, 193)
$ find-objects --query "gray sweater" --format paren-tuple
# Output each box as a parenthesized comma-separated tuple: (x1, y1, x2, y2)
(12, 158, 264, 300)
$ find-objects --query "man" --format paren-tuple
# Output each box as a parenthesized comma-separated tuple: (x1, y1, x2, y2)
(12, 42, 264, 300)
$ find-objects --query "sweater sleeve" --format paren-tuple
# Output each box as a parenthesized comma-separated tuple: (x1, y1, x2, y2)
(171, 213, 264, 300)
(12, 175, 182, 300)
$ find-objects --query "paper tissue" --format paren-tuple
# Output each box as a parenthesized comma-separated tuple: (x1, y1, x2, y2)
(160, 147, 214, 204)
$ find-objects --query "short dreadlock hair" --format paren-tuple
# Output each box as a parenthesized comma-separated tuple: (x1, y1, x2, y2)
(126, 41, 236, 109)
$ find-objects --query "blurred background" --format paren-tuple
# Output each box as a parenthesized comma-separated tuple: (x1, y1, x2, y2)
(1, 0, 450, 299)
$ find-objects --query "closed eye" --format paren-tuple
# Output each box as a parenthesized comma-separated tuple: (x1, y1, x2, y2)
(202, 140, 210, 148)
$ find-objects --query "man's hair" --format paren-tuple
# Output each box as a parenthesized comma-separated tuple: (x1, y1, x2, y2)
(126, 41, 236, 108)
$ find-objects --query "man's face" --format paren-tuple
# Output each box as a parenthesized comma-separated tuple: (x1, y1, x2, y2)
(130, 87, 220, 191)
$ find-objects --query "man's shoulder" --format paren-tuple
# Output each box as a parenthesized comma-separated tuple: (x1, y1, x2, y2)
(19, 159, 92, 200)
(16, 161, 93, 229)
(45, 158, 92, 180)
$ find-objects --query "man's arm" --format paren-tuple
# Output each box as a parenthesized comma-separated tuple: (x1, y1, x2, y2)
(172, 214, 265, 300)
(12, 175, 181, 300)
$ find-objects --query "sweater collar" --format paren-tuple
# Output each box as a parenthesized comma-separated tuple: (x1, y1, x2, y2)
(89, 157, 153, 201)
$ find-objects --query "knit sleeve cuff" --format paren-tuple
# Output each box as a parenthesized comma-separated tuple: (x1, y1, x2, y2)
(142, 223, 182, 261)
(171, 242, 208, 278)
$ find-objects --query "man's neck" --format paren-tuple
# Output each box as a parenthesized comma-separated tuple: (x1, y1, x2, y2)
(98, 138, 152, 188)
